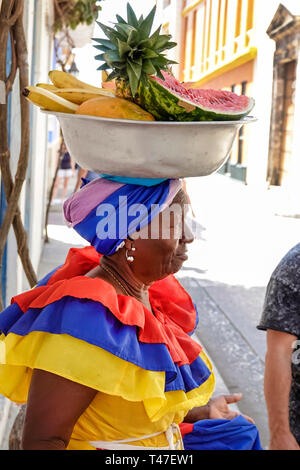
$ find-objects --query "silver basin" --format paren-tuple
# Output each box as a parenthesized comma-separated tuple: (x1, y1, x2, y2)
(42, 110, 257, 178)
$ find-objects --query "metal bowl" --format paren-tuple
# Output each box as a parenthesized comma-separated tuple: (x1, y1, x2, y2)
(42, 110, 257, 178)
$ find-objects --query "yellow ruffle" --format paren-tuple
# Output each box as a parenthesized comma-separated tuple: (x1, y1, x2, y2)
(0, 331, 215, 422)
(144, 351, 215, 421)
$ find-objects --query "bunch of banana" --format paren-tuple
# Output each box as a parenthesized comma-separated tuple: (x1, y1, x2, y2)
(22, 86, 79, 114)
(23, 70, 116, 113)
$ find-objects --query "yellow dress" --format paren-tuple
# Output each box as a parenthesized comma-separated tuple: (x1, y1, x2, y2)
(0, 247, 215, 449)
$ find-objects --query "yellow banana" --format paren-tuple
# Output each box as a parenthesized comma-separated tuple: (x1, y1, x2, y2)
(23, 86, 78, 114)
(36, 83, 58, 92)
(49, 70, 110, 93)
(53, 88, 115, 104)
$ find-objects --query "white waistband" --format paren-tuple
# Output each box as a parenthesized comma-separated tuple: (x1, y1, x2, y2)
(89, 423, 184, 450)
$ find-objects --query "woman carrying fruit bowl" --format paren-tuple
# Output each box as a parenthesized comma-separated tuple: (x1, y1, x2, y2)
(0, 176, 261, 450)
(2, 3, 260, 451)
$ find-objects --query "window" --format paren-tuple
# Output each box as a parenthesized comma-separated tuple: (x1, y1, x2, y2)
(191, 11, 198, 69)
(235, 0, 242, 38)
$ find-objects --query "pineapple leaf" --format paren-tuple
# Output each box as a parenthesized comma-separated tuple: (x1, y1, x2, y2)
(137, 39, 152, 49)
(127, 59, 142, 79)
(93, 44, 115, 53)
(115, 23, 136, 38)
(127, 29, 141, 46)
(154, 34, 173, 49)
(142, 48, 159, 59)
(105, 70, 120, 81)
(157, 41, 178, 52)
(131, 56, 143, 66)
(127, 3, 139, 28)
(155, 69, 165, 80)
(126, 63, 139, 96)
(103, 51, 122, 65)
(117, 39, 132, 59)
(138, 6, 156, 39)
(96, 21, 121, 43)
(149, 25, 162, 41)
(97, 63, 110, 71)
(94, 3, 178, 92)
(92, 38, 116, 50)
(142, 60, 157, 75)
(94, 53, 107, 61)
(116, 14, 127, 24)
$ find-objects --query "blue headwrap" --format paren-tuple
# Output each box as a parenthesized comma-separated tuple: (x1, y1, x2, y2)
(64, 178, 182, 256)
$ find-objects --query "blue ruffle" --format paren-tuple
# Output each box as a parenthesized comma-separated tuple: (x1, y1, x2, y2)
(0, 296, 211, 393)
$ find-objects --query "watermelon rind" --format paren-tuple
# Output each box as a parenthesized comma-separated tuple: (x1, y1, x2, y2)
(139, 77, 255, 122)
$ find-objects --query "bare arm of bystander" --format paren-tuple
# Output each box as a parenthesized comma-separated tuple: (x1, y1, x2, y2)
(265, 329, 300, 450)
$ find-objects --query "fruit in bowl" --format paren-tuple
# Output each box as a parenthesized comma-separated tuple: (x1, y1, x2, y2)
(23, 2, 254, 123)
(76, 97, 155, 121)
(93, 3, 254, 121)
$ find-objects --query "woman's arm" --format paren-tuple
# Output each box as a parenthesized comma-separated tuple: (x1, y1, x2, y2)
(22, 369, 97, 450)
(264, 329, 300, 450)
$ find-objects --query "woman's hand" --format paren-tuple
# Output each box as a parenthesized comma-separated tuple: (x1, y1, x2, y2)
(184, 393, 255, 424)
(208, 393, 255, 424)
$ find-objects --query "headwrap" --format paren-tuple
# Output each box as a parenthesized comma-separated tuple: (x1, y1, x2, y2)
(64, 177, 182, 256)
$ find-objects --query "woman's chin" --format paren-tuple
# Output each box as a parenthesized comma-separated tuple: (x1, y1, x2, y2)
(170, 256, 188, 273)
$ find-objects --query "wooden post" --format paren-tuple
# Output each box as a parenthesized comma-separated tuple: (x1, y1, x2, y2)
(0, 0, 37, 312)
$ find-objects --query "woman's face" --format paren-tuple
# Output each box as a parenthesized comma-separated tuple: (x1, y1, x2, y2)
(130, 189, 194, 283)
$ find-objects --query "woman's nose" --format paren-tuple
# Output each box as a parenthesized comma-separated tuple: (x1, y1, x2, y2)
(182, 219, 195, 244)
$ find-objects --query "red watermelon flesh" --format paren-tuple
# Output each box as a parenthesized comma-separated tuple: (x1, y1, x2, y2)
(139, 71, 255, 121)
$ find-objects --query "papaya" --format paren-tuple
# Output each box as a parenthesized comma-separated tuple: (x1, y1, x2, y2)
(75, 96, 155, 121)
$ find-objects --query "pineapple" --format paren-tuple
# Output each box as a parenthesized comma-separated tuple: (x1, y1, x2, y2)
(93, 2, 177, 101)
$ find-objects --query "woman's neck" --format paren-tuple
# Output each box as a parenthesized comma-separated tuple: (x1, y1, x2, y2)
(99, 256, 152, 307)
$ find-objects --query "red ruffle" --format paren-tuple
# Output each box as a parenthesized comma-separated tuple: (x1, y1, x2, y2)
(11, 247, 202, 366)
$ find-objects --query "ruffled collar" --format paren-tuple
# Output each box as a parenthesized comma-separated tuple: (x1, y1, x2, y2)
(12, 247, 201, 366)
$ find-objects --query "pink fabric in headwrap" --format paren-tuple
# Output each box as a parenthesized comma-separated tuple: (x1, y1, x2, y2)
(63, 178, 183, 228)
(64, 178, 125, 227)
(164, 179, 183, 208)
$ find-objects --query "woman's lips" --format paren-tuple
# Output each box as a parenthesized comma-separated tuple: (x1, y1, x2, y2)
(176, 252, 188, 261)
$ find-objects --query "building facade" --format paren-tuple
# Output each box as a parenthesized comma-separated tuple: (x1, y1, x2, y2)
(266, 3, 300, 190)
(156, 0, 299, 191)
(1, 0, 60, 307)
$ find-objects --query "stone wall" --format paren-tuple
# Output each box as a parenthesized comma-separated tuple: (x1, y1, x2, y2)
(267, 11, 300, 186)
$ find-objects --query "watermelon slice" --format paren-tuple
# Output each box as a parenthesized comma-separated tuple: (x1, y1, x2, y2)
(139, 71, 255, 121)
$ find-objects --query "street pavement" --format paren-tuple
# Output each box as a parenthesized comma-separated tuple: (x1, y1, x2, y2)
(2, 173, 300, 449)
(178, 173, 300, 449)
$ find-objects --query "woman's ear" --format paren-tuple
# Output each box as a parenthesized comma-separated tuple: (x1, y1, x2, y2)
(124, 238, 132, 250)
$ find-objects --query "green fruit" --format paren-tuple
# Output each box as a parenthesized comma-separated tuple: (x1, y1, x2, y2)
(139, 71, 255, 121)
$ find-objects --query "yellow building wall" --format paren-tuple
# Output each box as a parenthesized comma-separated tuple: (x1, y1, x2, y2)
(180, 0, 256, 170)
(198, 59, 254, 166)
(180, 0, 256, 85)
